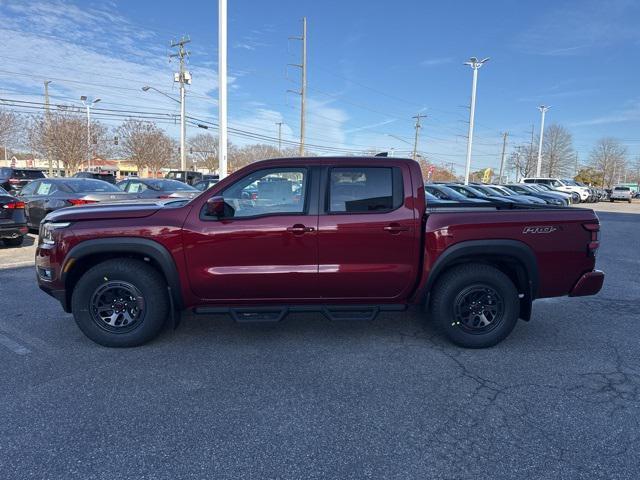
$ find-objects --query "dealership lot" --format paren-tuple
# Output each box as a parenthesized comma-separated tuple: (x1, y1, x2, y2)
(0, 203, 639, 479)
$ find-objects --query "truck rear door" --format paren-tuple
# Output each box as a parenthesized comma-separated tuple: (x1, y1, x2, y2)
(316, 162, 419, 300)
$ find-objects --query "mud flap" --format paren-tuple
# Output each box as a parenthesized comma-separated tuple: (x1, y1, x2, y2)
(167, 286, 181, 329)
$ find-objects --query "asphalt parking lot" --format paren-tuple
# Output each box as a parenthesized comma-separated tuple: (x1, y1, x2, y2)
(1, 202, 639, 479)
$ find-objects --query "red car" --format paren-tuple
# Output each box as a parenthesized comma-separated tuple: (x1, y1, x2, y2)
(35, 157, 604, 348)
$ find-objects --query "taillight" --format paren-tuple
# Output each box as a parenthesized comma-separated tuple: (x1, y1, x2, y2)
(8, 178, 20, 184)
(158, 195, 172, 199)
(67, 199, 98, 206)
(2, 201, 25, 209)
(583, 222, 600, 256)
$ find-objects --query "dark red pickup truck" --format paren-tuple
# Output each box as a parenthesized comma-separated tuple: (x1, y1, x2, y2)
(35, 157, 604, 348)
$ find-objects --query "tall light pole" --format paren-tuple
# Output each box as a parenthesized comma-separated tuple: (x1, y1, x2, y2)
(276, 122, 283, 153)
(80, 96, 100, 171)
(463, 57, 489, 185)
(536, 105, 550, 177)
(218, 0, 228, 178)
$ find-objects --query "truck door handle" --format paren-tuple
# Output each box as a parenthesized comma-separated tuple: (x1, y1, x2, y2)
(383, 223, 409, 234)
(287, 224, 315, 235)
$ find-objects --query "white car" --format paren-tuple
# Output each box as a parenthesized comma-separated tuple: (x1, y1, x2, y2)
(610, 186, 633, 203)
(521, 177, 590, 202)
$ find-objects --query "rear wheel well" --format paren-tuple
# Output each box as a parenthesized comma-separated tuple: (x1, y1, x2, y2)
(64, 252, 169, 312)
(426, 255, 533, 321)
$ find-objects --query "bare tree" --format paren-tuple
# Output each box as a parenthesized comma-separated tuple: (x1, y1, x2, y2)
(508, 144, 536, 180)
(589, 138, 627, 188)
(28, 113, 87, 174)
(118, 119, 175, 176)
(0, 110, 19, 156)
(541, 124, 574, 177)
(229, 143, 281, 171)
(189, 133, 218, 171)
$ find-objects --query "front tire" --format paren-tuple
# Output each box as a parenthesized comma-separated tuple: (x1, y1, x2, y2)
(429, 264, 520, 348)
(71, 258, 169, 347)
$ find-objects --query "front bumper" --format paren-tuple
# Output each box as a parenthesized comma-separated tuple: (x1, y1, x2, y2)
(569, 270, 605, 297)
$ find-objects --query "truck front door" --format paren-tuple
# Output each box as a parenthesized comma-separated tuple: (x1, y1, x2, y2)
(183, 167, 319, 301)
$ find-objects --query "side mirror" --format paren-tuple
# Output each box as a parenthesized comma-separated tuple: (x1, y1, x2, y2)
(206, 196, 226, 217)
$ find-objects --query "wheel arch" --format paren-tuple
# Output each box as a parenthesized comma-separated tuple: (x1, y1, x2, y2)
(420, 239, 538, 321)
(61, 237, 183, 313)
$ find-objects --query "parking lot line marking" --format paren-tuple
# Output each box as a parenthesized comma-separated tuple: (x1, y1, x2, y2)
(0, 334, 31, 355)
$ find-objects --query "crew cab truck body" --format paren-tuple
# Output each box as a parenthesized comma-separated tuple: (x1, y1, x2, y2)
(35, 157, 604, 348)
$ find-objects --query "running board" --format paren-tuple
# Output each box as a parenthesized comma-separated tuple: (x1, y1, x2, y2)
(193, 304, 407, 323)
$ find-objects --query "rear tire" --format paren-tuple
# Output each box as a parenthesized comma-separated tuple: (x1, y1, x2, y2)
(71, 258, 169, 347)
(429, 264, 520, 348)
(2, 236, 24, 247)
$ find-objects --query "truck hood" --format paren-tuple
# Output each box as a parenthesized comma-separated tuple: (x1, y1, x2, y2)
(42, 200, 179, 223)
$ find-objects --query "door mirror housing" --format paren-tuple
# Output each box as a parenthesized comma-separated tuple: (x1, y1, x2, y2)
(206, 196, 227, 217)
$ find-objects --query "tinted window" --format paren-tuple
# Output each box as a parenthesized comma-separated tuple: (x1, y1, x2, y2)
(329, 167, 400, 213)
(66, 180, 120, 193)
(36, 182, 58, 195)
(614, 187, 630, 191)
(0, 167, 10, 177)
(125, 181, 147, 193)
(13, 170, 46, 179)
(147, 179, 197, 191)
(221, 169, 307, 218)
(19, 181, 38, 195)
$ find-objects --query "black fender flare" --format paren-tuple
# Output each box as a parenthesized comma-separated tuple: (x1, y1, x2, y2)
(419, 239, 539, 308)
(62, 237, 184, 310)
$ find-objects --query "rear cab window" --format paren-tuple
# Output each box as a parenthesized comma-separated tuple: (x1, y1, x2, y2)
(327, 167, 403, 213)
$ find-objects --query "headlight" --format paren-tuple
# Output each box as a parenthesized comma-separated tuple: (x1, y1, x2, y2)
(39, 222, 71, 245)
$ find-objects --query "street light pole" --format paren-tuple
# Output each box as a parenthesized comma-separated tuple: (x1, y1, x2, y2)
(536, 105, 550, 177)
(218, 0, 228, 178)
(463, 57, 489, 185)
(80, 96, 100, 171)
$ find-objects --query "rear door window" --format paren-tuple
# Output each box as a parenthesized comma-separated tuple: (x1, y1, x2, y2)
(36, 182, 57, 195)
(328, 167, 402, 213)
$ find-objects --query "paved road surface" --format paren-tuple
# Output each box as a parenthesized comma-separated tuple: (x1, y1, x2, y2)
(0, 207, 638, 479)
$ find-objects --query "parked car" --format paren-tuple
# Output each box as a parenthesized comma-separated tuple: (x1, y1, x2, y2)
(116, 178, 200, 199)
(18, 178, 136, 229)
(0, 186, 28, 247)
(424, 190, 459, 206)
(165, 170, 203, 185)
(609, 186, 633, 203)
(193, 179, 220, 191)
(521, 177, 590, 202)
(35, 157, 604, 349)
(0, 167, 46, 194)
(485, 185, 547, 205)
(425, 184, 490, 203)
(505, 184, 568, 206)
(470, 184, 537, 205)
(446, 184, 518, 205)
(73, 171, 117, 184)
(528, 183, 576, 204)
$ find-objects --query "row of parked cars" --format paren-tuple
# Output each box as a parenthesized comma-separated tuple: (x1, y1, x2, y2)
(0, 167, 224, 248)
(424, 177, 616, 207)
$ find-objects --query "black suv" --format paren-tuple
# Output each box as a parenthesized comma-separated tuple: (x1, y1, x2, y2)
(0, 167, 46, 194)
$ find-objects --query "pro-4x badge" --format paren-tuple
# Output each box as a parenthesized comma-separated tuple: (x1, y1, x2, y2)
(523, 226, 558, 234)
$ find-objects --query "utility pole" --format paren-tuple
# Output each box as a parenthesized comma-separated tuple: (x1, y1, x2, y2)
(44, 81, 53, 176)
(463, 57, 489, 185)
(574, 152, 579, 177)
(498, 131, 508, 183)
(218, 0, 228, 178)
(170, 36, 191, 172)
(536, 105, 550, 177)
(276, 122, 283, 153)
(412, 114, 427, 160)
(288, 17, 307, 156)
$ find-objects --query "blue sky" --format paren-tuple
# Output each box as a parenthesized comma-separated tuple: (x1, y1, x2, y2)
(0, 0, 637, 173)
